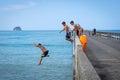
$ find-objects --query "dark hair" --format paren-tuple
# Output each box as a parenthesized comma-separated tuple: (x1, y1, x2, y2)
(62, 21, 66, 25)
(38, 43, 42, 46)
(70, 21, 74, 24)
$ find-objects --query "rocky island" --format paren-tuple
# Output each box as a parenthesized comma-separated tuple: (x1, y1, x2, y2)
(13, 26, 22, 31)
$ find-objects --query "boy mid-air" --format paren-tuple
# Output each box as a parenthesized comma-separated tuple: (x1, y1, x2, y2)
(32, 43, 49, 65)
(60, 21, 73, 43)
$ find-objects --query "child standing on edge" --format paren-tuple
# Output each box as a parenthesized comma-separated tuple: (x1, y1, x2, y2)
(70, 20, 84, 36)
(32, 43, 49, 65)
(60, 21, 73, 43)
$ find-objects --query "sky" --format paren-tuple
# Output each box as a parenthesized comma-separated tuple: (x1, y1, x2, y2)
(0, 0, 120, 30)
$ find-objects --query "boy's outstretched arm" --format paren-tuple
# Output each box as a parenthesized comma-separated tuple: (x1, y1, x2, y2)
(59, 28, 65, 33)
(32, 43, 38, 47)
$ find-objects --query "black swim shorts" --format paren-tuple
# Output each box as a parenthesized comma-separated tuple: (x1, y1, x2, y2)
(41, 50, 49, 57)
(66, 32, 71, 39)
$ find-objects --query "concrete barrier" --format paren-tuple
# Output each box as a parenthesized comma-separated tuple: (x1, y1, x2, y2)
(73, 36, 101, 80)
(85, 30, 120, 40)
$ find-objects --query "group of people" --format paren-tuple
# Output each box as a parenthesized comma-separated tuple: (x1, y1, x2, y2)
(32, 20, 84, 66)
(60, 20, 88, 53)
(60, 21, 87, 52)
(60, 20, 84, 43)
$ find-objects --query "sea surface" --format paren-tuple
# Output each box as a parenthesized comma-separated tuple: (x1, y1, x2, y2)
(0, 30, 73, 80)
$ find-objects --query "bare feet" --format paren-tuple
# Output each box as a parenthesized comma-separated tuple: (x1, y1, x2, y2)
(71, 40, 73, 43)
(37, 63, 41, 66)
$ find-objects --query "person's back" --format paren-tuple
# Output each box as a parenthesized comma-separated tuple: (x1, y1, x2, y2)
(80, 35, 87, 53)
(76, 24, 84, 35)
(38, 45, 47, 52)
(80, 35, 87, 44)
(73, 24, 78, 30)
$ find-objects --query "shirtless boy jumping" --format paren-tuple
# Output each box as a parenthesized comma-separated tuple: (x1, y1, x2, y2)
(32, 43, 49, 65)
(60, 21, 73, 43)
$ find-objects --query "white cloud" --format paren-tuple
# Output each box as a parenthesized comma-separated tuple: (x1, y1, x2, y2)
(0, 1, 37, 11)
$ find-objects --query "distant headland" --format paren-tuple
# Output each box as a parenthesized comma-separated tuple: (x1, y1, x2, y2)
(13, 26, 22, 31)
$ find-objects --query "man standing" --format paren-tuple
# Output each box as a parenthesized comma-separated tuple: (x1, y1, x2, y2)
(60, 21, 73, 43)
(93, 28, 96, 36)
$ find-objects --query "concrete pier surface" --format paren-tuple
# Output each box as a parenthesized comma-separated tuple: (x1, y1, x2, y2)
(86, 36, 120, 80)
(73, 35, 101, 80)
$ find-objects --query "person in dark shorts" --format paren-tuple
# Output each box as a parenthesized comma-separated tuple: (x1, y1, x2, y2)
(60, 21, 73, 43)
(66, 32, 71, 39)
(41, 50, 49, 57)
(32, 43, 49, 65)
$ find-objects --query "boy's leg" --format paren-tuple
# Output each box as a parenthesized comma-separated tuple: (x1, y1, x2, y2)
(38, 56, 43, 65)
(68, 38, 73, 43)
(66, 38, 73, 43)
(66, 34, 73, 43)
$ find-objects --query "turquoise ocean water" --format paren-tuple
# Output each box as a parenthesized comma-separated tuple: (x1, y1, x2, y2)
(0, 30, 73, 80)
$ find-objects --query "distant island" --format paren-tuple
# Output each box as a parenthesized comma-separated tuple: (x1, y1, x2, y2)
(13, 26, 22, 31)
